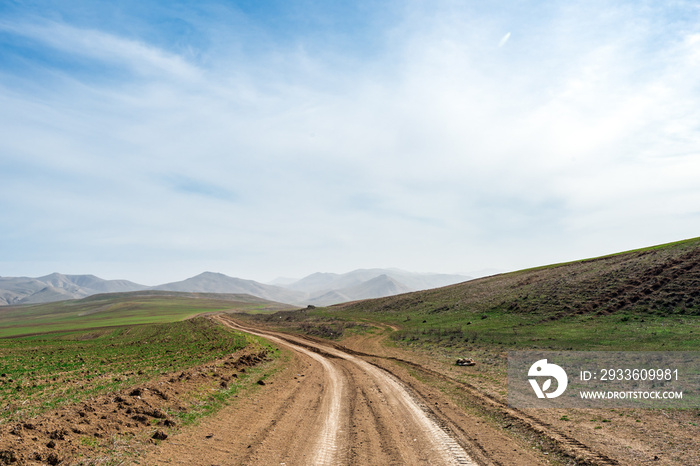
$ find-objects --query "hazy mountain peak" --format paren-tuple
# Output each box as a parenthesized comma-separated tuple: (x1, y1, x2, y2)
(288, 268, 470, 296)
(193, 271, 229, 279)
(268, 277, 299, 286)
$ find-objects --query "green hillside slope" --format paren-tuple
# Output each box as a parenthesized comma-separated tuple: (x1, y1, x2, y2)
(305, 237, 700, 350)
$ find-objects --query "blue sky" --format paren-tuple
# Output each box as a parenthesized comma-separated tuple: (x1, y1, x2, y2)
(1, 0, 700, 285)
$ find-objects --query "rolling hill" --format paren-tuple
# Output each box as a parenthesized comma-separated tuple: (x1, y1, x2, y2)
(0, 290, 294, 338)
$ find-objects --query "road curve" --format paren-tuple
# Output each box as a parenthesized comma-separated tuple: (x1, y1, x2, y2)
(217, 316, 477, 465)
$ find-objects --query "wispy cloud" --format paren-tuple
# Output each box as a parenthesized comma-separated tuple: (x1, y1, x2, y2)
(0, 20, 200, 81)
(498, 32, 511, 47)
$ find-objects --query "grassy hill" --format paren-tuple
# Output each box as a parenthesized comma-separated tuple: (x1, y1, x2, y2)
(281, 237, 700, 350)
(0, 290, 294, 338)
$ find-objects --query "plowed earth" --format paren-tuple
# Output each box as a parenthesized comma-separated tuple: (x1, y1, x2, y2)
(0, 347, 271, 465)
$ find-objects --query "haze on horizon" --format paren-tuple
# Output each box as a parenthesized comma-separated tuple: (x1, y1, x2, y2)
(1, 1, 699, 286)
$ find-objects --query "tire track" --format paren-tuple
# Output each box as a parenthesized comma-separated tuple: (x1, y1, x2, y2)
(344, 367, 402, 464)
(308, 348, 343, 465)
(350, 354, 476, 465)
(236, 375, 306, 464)
(216, 316, 343, 465)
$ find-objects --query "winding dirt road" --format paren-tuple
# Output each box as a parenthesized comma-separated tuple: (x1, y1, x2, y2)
(145, 316, 547, 465)
(221, 317, 475, 465)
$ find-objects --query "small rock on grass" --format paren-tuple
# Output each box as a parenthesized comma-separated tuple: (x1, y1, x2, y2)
(152, 430, 168, 441)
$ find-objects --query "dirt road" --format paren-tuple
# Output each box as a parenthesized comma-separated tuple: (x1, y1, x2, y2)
(226, 318, 476, 465)
(145, 316, 547, 465)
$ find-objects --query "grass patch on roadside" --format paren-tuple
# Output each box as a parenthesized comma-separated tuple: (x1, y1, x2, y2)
(173, 345, 286, 428)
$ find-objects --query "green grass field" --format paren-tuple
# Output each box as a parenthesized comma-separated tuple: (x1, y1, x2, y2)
(0, 317, 264, 422)
(0, 292, 290, 424)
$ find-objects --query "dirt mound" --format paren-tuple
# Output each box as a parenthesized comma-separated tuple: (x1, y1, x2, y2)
(0, 349, 270, 465)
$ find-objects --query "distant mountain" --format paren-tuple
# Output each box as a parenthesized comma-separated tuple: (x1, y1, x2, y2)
(351, 274, 413, 298)
(0, 269, 471, 307)
(0, 273, 148, 305)
(268, 277, 299, 286)
(38, 273, 147, 294)
(287, 268, 470, 305)
(0, 277, 47, 305)
(376, 269, 471, 291)
(287, 272, 347, 294)
(308, 274, 413, 306)
(153, 270, 467, 306)
(153, 272, 306, 305)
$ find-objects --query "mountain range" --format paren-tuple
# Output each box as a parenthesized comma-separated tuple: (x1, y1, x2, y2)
(0, 273, 148, 306)
(0, 269, 471, 307)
